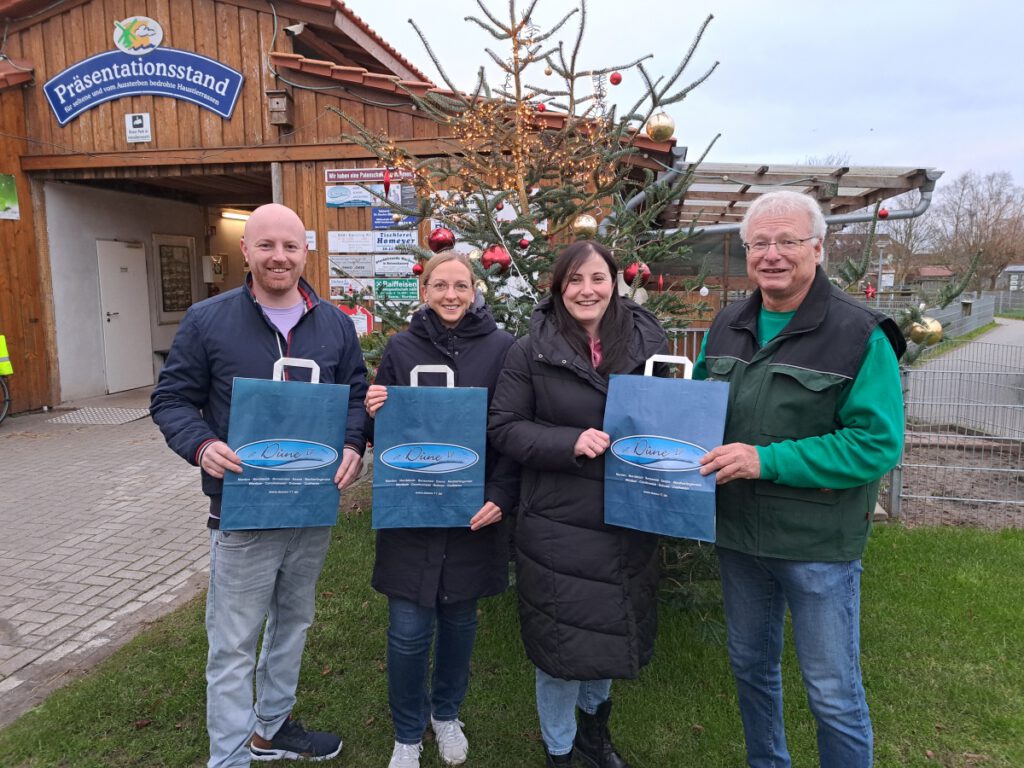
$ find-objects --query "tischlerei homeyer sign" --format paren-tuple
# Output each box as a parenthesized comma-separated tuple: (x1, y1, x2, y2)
(43, 16, 243, 126)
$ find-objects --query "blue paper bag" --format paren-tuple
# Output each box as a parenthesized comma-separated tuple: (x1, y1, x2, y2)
(221, 357, 350, 530)
(373, 365, 486, 529)
(603, 355, 729, 542)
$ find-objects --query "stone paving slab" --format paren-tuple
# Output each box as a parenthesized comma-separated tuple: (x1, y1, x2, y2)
(0, 388, 210, 727)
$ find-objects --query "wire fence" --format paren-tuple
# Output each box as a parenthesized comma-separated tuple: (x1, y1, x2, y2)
(889, 341, 1024, 528)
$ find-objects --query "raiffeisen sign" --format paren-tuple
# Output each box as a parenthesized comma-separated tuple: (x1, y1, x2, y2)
(43, 16, 244, 126)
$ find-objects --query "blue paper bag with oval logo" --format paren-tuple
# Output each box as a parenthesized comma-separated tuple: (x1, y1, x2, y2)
(372, 365, 486, 529)
(602, 355, 728, 542)
(221, 358, 350, 530)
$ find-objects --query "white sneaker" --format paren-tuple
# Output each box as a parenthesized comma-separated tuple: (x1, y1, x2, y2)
(430, 715, 468, 765)
(388, 740, 422, 768)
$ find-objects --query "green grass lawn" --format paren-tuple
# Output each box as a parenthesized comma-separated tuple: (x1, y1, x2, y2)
(2, 483, 1022, 767)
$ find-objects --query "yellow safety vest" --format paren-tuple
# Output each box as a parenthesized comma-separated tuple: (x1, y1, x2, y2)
(0, 335, 12, 376)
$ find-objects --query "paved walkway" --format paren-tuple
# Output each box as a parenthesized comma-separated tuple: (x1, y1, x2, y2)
(0, 387, 209, 727)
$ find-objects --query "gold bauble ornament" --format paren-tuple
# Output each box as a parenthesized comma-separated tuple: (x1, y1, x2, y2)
(544, 66, 553, 76)
(474, 279, 488, 295)
(572, 213, 598, 238)
(909, 322, 928, 344)
(391, 212, 404, 222)
(467, 248, 482, 262)
(923, 317, 943, 345)
(644, 112, 675, 142)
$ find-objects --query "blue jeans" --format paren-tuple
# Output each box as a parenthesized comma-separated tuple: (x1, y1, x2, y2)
(717, 547, 872, 768)
(387, 597, 479, 744)
(206, 527, 331, 768)
(534, 668, 613, 755)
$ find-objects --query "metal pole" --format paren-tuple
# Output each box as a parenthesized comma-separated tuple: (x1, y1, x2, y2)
(876, 243, 885, 308)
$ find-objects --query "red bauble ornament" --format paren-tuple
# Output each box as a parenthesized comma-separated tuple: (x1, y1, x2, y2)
(519, 237, 530, 249)
(412, 263, 424, 276)
(609, 71, 622, 85)
(878, 208, 889, 219)
(657, 273, 664, 291)
(481, 244, 512, 274)
(536, 103, 546, 112)
(495, 201, 504, 211)
(623, 261, 651, 286)
(427, 227, 456, 253)
(383, 167, 391, 197)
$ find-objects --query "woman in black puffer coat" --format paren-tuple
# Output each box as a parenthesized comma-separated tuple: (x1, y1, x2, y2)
(488, 241, 668, 768)
(365, 250, 517, 768)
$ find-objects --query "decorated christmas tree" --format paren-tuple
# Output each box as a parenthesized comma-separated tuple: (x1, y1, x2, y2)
(332, 0, 718, 363)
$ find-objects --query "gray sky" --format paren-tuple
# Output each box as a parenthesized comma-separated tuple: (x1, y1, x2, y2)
(353, 0, 1024, 188)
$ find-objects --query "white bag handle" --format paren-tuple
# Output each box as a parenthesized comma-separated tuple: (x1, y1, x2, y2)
(644, 354, 693, 380)
(273, 357, 321, 383)
(411, 364, 455, 388)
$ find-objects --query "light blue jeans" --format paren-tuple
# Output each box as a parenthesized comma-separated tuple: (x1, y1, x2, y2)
(535, 667, 613, 756)
(205, 527, 332, 768)
(717, 547, 872, 768)
(387, 597, 479, 744)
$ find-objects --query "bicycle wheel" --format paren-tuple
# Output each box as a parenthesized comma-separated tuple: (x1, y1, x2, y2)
(0, 376, 9, 425)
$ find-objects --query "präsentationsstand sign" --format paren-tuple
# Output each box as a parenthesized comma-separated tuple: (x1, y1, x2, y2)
(43, 16, 243, 126)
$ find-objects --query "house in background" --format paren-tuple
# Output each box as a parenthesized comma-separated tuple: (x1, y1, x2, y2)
(998, 265, 1024, 291)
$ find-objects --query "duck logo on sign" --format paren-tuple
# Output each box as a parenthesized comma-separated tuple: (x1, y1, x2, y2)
(380, 443, 479, 474)
(43, 17, 243, 126)
(610, 436, 706, 472)
(236, 440, 339, 471)
(113, 17, 164, 54)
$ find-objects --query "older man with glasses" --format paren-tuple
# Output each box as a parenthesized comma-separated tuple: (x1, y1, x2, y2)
(692, 190, 906, 768)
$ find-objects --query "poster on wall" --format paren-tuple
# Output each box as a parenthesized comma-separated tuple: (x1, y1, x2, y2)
(326, 184, 401, 208)
(375, 253, 417, 276)
(330, 277, 373, 301)
(372, 207, 417, 230)
(154, 233, 195, 324)
(0, 174, 20, 220)
(327, 231, 374, 253)
(374, 230, 418, 252)
(328, 254, 374, 279)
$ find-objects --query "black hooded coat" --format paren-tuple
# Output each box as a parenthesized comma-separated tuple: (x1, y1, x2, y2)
(369, 303, 517, 606)
(488, 297, 668, 680)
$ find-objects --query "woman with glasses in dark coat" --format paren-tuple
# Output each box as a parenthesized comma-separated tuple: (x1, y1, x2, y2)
(365, 250, 517, 768)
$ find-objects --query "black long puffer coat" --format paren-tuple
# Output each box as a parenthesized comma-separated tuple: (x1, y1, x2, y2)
(488, 297, 668, 680)
(369, 303, 518, 607)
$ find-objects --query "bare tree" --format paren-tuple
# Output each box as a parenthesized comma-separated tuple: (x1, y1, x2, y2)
(930, 171, 1024, 289)
(882, 190, 936, 286)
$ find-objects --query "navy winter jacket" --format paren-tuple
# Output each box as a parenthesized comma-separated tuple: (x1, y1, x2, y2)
(369, 303, 518, 606)
(150, 277, 368, 526)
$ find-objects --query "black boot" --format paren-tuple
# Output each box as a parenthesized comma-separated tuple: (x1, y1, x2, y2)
(573, 700, 630, 768)
(545, 746, 577, 767)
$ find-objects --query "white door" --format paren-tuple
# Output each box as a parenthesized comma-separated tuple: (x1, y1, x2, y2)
(97, 240, 155, 393)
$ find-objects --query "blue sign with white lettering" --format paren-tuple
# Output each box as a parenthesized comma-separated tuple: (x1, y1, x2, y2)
(372, 207, 418, 230)
(372, 387, 487, 529)
(44, 48, 243, 126)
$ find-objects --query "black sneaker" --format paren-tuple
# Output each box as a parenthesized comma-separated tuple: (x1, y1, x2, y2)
(249, 717, 343, 762)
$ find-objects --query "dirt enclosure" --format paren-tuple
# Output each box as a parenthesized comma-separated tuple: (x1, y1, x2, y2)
(895, 438, 1024, 529)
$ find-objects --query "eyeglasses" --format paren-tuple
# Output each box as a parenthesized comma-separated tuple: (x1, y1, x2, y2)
(743, 236, 818, 256)
(426, 281, 473, 294)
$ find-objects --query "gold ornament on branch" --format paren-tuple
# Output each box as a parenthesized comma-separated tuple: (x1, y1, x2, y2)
(572, 213, 599, 238)
(923, 317, 943, 345)
(644, 112, 675, 142)
(475, 279, 489, 295)
(467, 248, 482, 262)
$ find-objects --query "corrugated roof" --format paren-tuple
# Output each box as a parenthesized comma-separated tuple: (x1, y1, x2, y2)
(0, 55, 33, 92)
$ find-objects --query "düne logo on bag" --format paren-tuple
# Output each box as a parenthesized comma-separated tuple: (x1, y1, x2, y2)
(236, 440, 338, 471)
(610, 436, 706, 472)
(380, 443, 479, 474)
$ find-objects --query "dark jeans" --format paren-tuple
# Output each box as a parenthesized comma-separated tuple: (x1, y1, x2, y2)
(387, 597, 478, 744)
